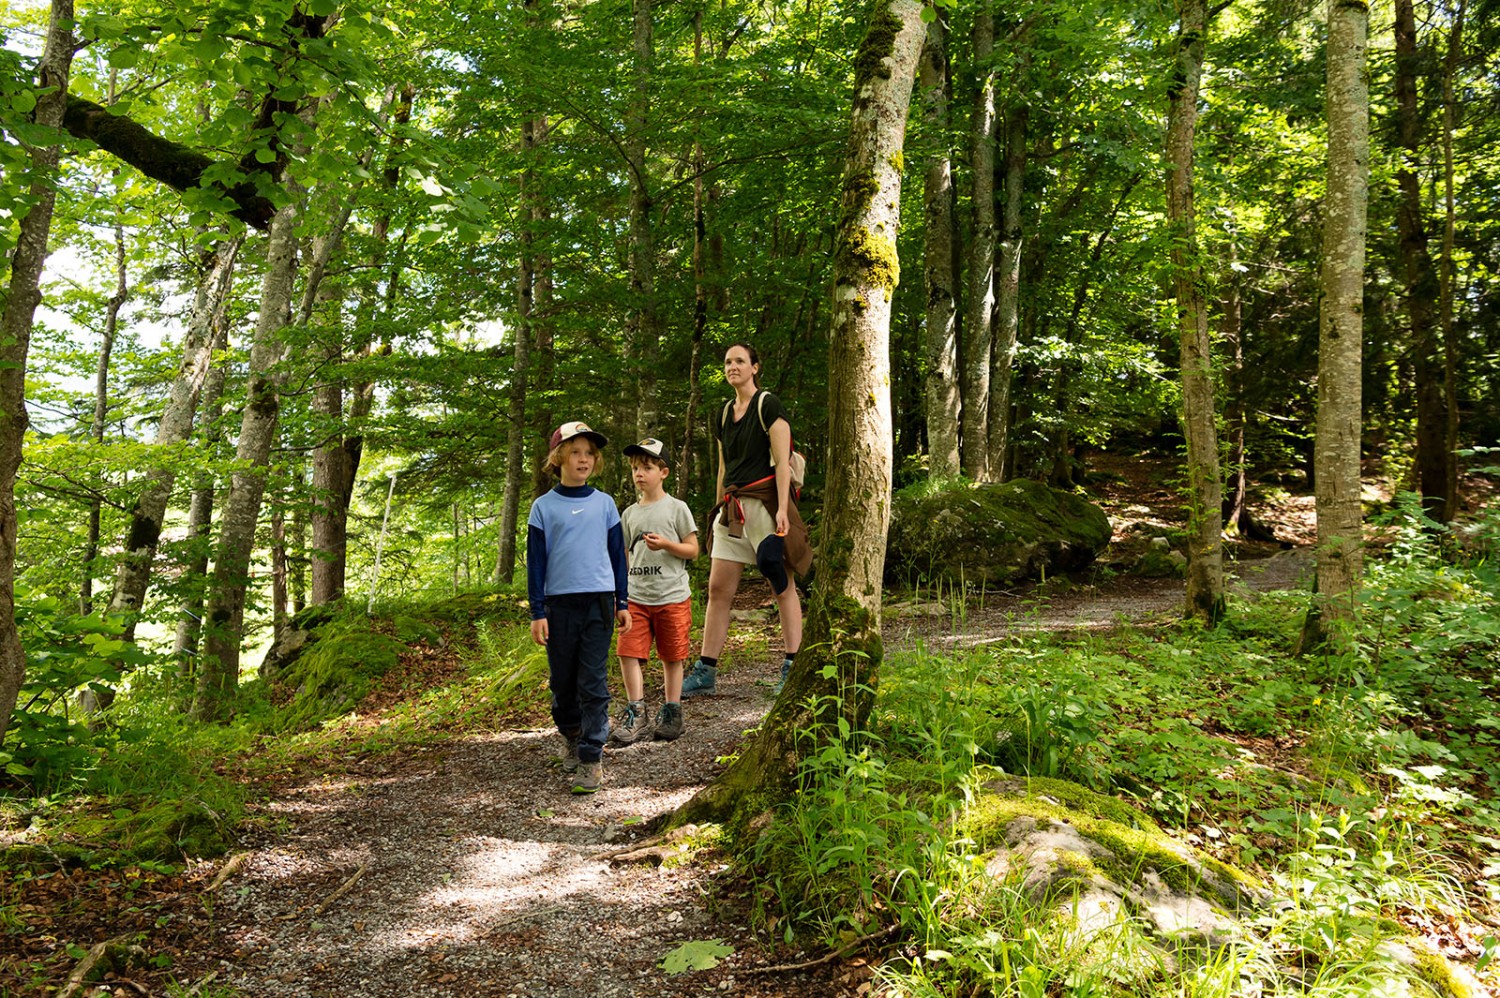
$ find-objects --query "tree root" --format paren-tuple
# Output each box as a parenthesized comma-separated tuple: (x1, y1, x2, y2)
(57, 933, 146, 998)
(742, 924, 901, 975)
(204, 851, 251, 894)
(312, 859, 370, 915)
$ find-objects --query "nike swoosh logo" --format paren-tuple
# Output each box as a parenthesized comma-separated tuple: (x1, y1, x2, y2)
(571, 509, 584, 515)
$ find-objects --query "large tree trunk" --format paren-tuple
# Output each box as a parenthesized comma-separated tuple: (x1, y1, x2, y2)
(108, 237, 242, 633)
(1308, 0, 1370, 641)
(308, 85, 413, 603)
(1166, 0, 1224, 622)
(1438, 0, 1466, 522)
(988, 57, 1028, 482)
(960, 2, 997, 481)
(628, 0, 661, 439)
(196, 201, 301, 720)
(0, 0, 75, 746)
(679, 0, 924, 827)
(919, 13, 960, 479)
(1395, 0, 1448, 521)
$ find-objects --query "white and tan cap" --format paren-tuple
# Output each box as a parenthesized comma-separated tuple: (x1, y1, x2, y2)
(623, 437, 667, 460)
(550, 420, 609, 450)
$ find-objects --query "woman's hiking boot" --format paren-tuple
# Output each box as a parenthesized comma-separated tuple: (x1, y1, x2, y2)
(680, 659, 716, 698)
(609, 701, 654, 746)
(772, 657, 792, 696)
(572, 760, 603, 794)
(560, 734, 580, 773)
(654, 702, 684, 741)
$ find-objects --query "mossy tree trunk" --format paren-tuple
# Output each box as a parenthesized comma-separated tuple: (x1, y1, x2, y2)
(920, 13, 960, 479)
(1307, 0, 1370, 644)
(1165, 0, 1224, 622)
(677, 0, 925, 830)
(0, 0, 74, 746)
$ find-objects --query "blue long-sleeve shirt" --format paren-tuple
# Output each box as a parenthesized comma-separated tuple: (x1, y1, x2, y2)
(526, 484, 629, 619)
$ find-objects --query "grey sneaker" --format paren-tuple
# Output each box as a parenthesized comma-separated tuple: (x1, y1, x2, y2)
(772, 657, 792, 696)
(680, 659, 716, 698)
(560, 734, 580, 773)
(610, 700, 654, 746)
(654, 702, 684, 741)
(572, 760, 603, 794)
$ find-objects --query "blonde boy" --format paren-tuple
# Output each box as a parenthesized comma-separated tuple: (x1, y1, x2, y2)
(613, 438, 699, 743)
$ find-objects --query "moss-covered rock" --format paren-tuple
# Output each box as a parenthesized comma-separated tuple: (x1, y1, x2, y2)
(273, 622, 406, 730)
(886, 479, 1112, 586)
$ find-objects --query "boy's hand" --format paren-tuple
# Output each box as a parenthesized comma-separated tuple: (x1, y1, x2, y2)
(643, 531, 666, 551)
(616, 609, 633, 634)
(530, 618, 548, 646)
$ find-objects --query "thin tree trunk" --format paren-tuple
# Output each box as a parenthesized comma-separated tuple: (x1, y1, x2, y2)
(83, 200, 128, 615)
(498, 107, 543, 584)
(1439, 0, 1465, 521)
(270, 497, 289, 647)
(988, 55, 1028, 482)
(173, 296, 233, 662)
(961, 2, 996, 481)
(680, 9, 708, 497)
(1308, 0, 1371, 641)
(1222, 244, 1249, 534)
(681, 0, 924, 826)
(1395, 0, 1447, 521)
(1166, 0, 1224, 622)
(196, 200, 301, 720)
(628, 0, 660, 439)
(920, 13, 960, 478)
(108, 237, 242, 633)
(0, 0, 74, 745)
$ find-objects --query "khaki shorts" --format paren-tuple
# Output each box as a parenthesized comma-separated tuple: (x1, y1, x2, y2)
(710, 495, 777, 566)
(618, 598, 692, 662)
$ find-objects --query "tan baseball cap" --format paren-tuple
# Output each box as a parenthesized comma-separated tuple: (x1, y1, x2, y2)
(549, 420, 608, 449)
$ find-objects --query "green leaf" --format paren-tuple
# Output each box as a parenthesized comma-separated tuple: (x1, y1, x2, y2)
(107, 46, 140, 69)
(253, 146, 277, 164)
(659, 939, 733, 975)
(308, 0, 338, 14)
(11, 90, 36, 114)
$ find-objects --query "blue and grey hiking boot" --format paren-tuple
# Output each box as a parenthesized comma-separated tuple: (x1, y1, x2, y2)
(560, 734, 580, 773)
(572, 760, 603, 794)
(654, 702, 684, 741)
(772, 657, 792, 696)
(680, 659, 716, 698)
(609, 700, 654, 746)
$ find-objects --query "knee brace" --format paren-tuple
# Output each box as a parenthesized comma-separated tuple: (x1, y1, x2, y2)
(756, 535, 789, 595)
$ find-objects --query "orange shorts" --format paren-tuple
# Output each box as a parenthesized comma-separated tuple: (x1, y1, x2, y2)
(617, 598, 692, 663)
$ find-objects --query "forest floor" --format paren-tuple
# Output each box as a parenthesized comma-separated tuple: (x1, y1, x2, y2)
(5, 463, 1433, 998)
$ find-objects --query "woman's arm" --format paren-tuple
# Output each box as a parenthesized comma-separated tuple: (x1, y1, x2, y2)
(715, 440, 726, 498)
(769, 418, 792, 533)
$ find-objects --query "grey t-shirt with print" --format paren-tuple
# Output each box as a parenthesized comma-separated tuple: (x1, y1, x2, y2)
(622, 495, 697, 606)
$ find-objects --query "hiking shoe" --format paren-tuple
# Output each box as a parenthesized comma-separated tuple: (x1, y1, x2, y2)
(680, 659, 716, 698)
(654, 702, 684, 741)
(610, 700, 654, 746)
(772, 657, 792, 696)
(572, 760, 603, 794)
(560, 734, 580, 773)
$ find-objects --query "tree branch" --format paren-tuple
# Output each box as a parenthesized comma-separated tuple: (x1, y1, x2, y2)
(62, 94, 277, 230)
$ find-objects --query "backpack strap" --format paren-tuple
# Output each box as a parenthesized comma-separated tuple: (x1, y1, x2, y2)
(755, 391, 769, 433)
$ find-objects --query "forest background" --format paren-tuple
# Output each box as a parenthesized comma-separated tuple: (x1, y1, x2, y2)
(2, 0, 1500, 991)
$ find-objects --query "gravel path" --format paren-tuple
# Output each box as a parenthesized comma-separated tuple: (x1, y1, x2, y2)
(212, 553, 1309, 996)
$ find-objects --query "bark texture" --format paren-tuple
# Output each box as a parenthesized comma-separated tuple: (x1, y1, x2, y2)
(679, 0, 924, 827)
(0, 0, 74, 745)
(82, 210, 127, 615)
(196, 202, 301, 719)
(961, 2, 997, 481)
(1166, 0, 1224, 622)
(628, 0, 661, 439)
(1439, 0, 1466, 522)
(1311, 0, 1370, 631)
(919, 15, 960, 478)
(988, 62, 1028, 482)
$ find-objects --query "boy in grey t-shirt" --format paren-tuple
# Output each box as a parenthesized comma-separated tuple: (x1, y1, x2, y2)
(613, 438, 699, 743)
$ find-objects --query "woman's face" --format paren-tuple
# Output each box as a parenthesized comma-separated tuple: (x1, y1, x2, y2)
(724, 347, 757, 389)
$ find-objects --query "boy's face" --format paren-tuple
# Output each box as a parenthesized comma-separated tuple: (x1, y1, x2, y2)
(560, 439, 598, 485)
(632, 459, 669, 495)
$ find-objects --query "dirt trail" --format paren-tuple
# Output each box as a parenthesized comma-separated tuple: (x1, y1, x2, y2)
(211, 555, 1309, 997)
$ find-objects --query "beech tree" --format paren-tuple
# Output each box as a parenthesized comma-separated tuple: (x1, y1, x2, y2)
(682, 0, 926, 826)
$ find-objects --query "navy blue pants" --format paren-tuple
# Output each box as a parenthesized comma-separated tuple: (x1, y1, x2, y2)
(545, 593, 614, 763)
